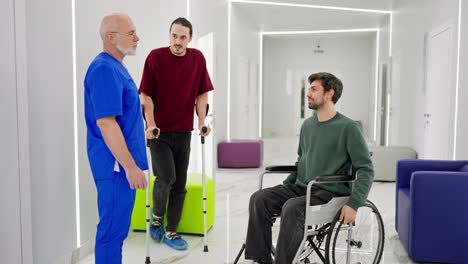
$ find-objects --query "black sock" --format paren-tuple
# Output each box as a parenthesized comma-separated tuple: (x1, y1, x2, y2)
(151, 214, 163, 227)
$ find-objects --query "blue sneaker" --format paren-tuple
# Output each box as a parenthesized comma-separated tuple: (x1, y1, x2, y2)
(163, 231, 188, 250)
(149, 215, 164, 243)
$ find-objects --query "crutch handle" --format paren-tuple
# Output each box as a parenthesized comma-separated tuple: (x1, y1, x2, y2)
(201, 126, 208, 144)
(152, 127, 160, 137)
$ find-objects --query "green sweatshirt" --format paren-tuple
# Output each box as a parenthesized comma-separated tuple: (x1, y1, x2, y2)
(284, 112, 374, 210)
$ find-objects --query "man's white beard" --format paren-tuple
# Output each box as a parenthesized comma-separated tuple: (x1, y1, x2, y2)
(117, 44, 136, 56)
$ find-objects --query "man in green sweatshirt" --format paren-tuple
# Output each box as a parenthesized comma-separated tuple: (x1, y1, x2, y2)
(244, 72, 374, 264)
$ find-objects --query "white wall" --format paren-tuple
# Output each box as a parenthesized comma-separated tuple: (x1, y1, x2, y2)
(262, 34, 375, 138)
(190, 0, 229, 166)
(1, 0, 33, 263)
(25, 0, 77, 262)
(0, 1, 22, 263)
(391, 0, 459, 155)
(455, 1, 468, 159)
(230, 5, 261, 139)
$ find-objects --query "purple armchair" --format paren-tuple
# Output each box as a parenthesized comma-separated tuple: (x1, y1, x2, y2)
(396, 159, 468, 263)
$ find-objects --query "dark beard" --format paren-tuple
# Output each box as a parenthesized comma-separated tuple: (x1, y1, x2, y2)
(308, 102, 319, 110)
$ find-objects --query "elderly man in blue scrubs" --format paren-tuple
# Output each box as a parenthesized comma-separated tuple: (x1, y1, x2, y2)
(84, 13, 148, 264)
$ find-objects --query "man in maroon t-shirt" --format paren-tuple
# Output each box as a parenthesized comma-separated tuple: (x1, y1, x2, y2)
(139, 17, 214, 251)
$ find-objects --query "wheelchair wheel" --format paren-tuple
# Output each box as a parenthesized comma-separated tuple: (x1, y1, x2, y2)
(324, 200, 384, 264)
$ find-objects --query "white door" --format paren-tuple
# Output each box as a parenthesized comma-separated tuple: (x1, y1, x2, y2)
(292, 69, 313, 137)
(190, 32, 215, 180)
(236, 56, 250, 139)
(232, 57, 258, 139)
(388, 52, 401, 146)
(248, 60, 259, 139)
(423, 23, 454, 159)
(379, 62, 389, 146)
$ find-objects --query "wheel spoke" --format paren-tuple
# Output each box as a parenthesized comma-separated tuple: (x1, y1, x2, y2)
(324, 202, 384, 264)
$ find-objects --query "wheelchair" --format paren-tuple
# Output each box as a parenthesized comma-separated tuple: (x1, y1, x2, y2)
(233, 165, 385, 264)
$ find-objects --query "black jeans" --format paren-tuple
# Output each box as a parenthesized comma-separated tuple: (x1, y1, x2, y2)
(148, 132, 191, 232)
(245, 183, 337, 264)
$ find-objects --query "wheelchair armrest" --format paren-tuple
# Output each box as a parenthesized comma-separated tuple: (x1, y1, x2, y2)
(306, 175, 354, 207)
(258, 165, 297, 190)
(265, 165, 297, 172)
(315, 175, 355, 183)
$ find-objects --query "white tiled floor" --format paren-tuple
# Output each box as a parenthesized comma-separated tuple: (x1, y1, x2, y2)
(78, 138, 416, 264)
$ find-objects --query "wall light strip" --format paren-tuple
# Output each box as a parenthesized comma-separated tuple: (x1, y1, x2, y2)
(263, 28, 379, 35)
(258, 33, 263, 138)
(227, 1, 232, 141)
(71, 0, 80, 247)
(373, 30, 380, 143)
(231, 0, 392, 14)
(453, 0, 462, 159)
(389, 13, 393, 57)
(383, 13, 393, 146)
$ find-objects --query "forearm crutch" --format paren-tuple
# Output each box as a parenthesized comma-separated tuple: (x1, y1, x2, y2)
(201, 125, 209, 252)
(196, 103, 210, 252)
(145, 128, 159, 264)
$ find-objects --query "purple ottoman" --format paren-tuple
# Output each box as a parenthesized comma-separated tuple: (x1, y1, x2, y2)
(218, 140, 263, 168)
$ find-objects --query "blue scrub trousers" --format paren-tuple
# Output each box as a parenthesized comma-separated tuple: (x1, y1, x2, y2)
(94, 170, 136, 264)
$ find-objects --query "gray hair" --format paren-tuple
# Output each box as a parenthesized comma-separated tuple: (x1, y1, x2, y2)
(99, 13, 129, 40)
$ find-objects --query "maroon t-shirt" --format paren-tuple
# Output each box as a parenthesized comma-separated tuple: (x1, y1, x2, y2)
(139, 47, 214, 132)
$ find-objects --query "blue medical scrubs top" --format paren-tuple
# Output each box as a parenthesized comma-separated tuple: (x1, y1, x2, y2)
(84, 52, 148, 179)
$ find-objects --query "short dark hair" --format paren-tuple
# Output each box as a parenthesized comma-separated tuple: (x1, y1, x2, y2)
(308, 72, 343, 104)
(170, 17, 193, 37)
